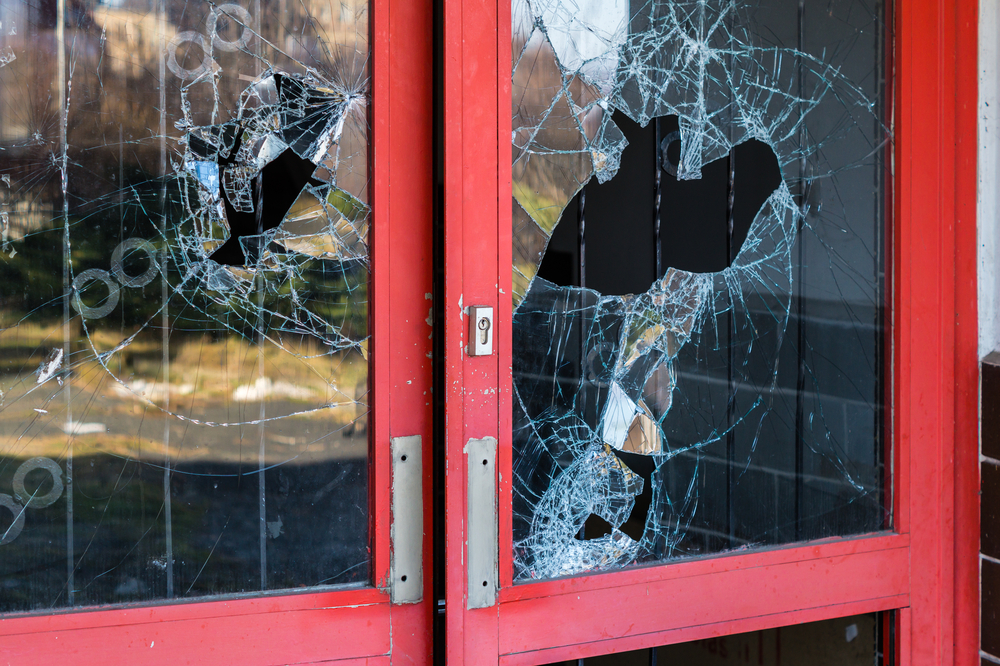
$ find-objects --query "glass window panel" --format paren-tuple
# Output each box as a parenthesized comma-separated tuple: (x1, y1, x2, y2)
(541, 613, 884, 666)
(512, 0, 889, 580)
(0, 0, 370, 611)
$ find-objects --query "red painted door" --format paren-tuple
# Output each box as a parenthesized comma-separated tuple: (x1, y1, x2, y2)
(0, 0, 434, 662)
(442, 0, 978, 664)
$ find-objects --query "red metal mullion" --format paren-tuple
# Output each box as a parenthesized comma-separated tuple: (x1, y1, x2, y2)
(493, 536, 910, 658)
(897, 607, 913, 666)
(497, 0, 515, 595)
(0, 588, 384, 635)
(442, 0, 467, 660)
(0, 588, 387, 632)
(499, 533, 905, 603)
(316, 658, 392, 666)
(900, 0, 967, 663)
(0, 590, 392, 664)
(891, 0, 911, 543)
(951, 0, 981, 663)
(897, 0, 979, 664)
(880, 0, 900, 531)
(443, 0, 504, 661)
(370, 0, 392, 594)
(499, 543, 909, 659)
(441, 0, 466, 664)
(382, 0, 437, 658)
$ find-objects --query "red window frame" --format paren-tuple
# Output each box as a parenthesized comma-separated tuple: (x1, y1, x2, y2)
(441, 0, 980, 664)
(0, 0, 435, 662)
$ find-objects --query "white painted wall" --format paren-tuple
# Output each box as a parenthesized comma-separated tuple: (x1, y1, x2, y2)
(980, 0, 1000, 358)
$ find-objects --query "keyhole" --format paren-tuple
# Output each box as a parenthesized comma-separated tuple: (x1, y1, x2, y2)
(478, 317, 491, 345)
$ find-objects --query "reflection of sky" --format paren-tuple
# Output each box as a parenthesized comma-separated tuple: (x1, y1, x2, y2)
(532, 0, 627, 85)
(192, 159, 226, 220)
(192, 160, 220, 199)
(601, 381, 638, 449)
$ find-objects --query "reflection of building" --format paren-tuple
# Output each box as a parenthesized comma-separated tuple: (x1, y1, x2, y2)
(94, 5, 174, 80)
(0, 2, 60, 236)
(281, 0, 366, 56)
(92, 0, 366, 81)
(3, 199, 56, 241)
(0, 0, 368, 242)
(0, 0, 53, 39)
(0, 0, 54, 143)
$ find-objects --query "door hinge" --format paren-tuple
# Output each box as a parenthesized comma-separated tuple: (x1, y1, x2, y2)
(391, 435, 423, 604)
(466, 436, 498, 609)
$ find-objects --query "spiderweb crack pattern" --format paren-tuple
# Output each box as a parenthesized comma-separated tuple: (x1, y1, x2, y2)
(511, 0, 889, 580)
(0, 0, 372, 609)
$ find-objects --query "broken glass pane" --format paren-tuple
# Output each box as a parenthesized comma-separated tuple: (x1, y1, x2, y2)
(512, 0, 889, 580)
(0, 0, 370, 610)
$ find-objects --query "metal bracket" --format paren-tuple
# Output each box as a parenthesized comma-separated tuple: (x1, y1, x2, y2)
(390, 435, 423, 604)
(467, 306, 494, 357)
(466, 436, 498, 609)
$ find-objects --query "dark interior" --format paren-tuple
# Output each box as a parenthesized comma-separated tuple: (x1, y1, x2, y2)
(536, 111, 782, 294)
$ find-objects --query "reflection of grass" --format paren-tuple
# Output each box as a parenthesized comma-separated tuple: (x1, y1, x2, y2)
(0, 433, 158, 463)
(0, 321, 66, 367)
(512, 149, 590, 235)
(513, 263, 538, 306)
(0, 328, 369, 447)
(168, 335, 367, 397)
(513, 182, 565, 235)
(0, 321, 366, 396)
(0, 418, 366, 464)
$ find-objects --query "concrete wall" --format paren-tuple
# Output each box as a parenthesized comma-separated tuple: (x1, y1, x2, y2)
(982, 3, 999, 663)
(980, 0, 1000, 358)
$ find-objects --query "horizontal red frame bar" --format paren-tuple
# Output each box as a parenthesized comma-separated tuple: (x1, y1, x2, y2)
(309, 658, 390, 666)
(499, 533, 909, 659)
(499, 597, 904, 666)
(0, 587, 390, 665)
(501, 532, 905, 602)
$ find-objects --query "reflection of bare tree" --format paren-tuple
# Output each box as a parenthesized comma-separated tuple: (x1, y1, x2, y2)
(513, 33, 595, 231)
(511, 31, 604, 301)
(0, 0, 368, 242)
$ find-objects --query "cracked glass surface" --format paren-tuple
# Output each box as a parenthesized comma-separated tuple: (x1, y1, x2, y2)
(0, 0, 370, 610)
(512, 0, 889, 580)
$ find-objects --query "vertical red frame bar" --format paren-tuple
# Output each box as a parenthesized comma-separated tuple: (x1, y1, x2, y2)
(442, 0, 503, 661)
(898, 0, 979, 662)
(952, 0, 981, 663)
(0, 0, 437, 660)
(371, 0, 392, 596)
(376, 0, 436, 658)
(497, 0, 515, 598)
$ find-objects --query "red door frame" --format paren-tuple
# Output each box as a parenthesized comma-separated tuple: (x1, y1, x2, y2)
(441, 0, 980, 664)
(0, 0, 435, 662)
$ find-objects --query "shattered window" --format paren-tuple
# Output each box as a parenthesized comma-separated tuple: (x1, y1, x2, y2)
(0, 0, 370, 610)
(512, 0, 889, 580)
